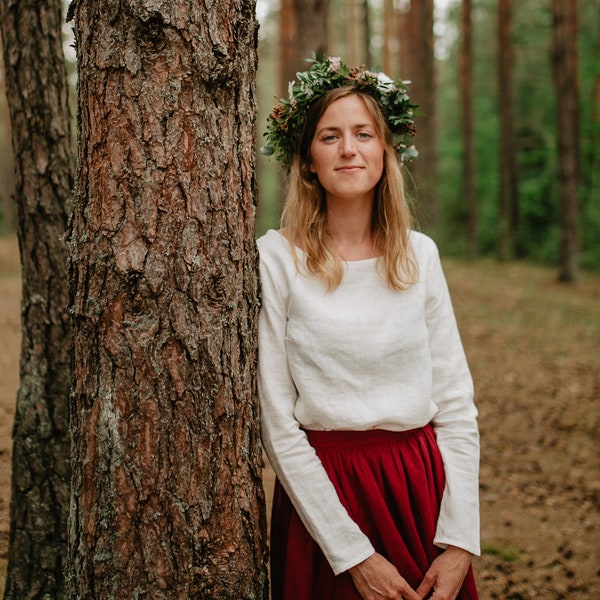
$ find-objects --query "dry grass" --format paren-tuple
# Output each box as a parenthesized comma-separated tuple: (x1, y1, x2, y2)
(445, 258, 599, 599)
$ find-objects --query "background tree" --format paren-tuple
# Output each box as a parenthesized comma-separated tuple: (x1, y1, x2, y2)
(382, 0, 396, 74)
(497, 0, 519, 260)
(66, 0, 268, 597)
(404, 0, 439, 228)
(587, 13, 600, 195)
(361, 0, 372, 69)
(279, 0, 329, 97)
(460, 0, 478, 258)
(345, 0, 360, 66)
(551, 0, 580, 283)
(0, 0, 73, 597)
(0, 43, 16, 235)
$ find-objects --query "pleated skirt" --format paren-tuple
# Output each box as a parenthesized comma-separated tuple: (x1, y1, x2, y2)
(270, 424, 478, 600)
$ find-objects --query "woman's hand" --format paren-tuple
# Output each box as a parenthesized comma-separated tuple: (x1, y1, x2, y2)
(415, 546, 473, 600)
(348, 553, 421, 600)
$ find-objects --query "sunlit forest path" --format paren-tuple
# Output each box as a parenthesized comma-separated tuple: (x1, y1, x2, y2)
(1, 234, 598, 598)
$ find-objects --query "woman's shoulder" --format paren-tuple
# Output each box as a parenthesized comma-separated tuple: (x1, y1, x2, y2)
(408, 230, 440, 258)
(257, 229, 299, 272)
(258, 228, 291, 256)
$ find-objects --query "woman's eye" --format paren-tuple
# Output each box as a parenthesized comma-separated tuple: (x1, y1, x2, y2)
(357, 132, 372, 139)
(322, 135, 337, 142)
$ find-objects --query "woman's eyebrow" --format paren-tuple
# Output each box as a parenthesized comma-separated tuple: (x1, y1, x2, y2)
(316, 123, 373, 135)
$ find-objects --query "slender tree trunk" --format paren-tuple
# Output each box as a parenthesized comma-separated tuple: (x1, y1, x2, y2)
(409, 0, 438, 228)
(278, 0, 329, 98)
(279, 0, 297, 97)
(67, 1, 268, 598)
(346, 0, 359, 66)
(583, 10, 599, 221)
(497, 0, 519, 260)
(551, 0, 580, 283)
(382, 0, 395, 74)
(0, 0, 73, 597)
(0, 39, 17, 235)
(460, 0, 478, 257)
(362, 0, 372, 68)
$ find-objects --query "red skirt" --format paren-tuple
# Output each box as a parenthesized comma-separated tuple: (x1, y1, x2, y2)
(270, 424, 478, 600)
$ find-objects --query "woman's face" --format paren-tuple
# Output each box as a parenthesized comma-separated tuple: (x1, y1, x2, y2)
(309, 94, 385, 205)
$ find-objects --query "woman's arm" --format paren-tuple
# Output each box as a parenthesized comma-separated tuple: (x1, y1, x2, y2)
(257, 236, 375, 575)
(422, 236, 480, 556)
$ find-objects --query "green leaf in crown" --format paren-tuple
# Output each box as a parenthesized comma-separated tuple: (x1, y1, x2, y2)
(261, 54, 420, 169)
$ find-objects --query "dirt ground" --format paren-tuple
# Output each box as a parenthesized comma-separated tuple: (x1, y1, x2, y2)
(0, 233, 598, 599)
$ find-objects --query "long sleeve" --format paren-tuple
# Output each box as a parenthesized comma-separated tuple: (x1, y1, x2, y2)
(257, 229, 480, 573)
(423, 242, 480, 556)
(257, 236, 375, 575)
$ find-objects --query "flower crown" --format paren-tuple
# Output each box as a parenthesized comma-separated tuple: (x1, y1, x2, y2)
(261, 55, 419, 169)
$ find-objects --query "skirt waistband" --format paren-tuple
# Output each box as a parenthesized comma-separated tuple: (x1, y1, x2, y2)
(303, 424, 431, 450)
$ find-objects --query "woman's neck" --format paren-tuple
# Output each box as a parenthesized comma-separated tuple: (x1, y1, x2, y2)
(326, 195, 377, 261)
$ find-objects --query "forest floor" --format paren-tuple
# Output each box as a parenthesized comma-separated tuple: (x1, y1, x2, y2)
(0, 233, 598, 599)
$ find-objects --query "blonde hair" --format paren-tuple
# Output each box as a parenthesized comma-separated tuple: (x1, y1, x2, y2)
(281, 87, 418, 290)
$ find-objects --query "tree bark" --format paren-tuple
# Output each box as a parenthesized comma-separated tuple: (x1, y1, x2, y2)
(587, 11, 600, 207)
(551, 0, 580, 283)
(0, 0, 73, 597)
(67, 1, 268, 598)
(279, 0, 298, 97)
(460, 0, 478, 257)
(497, 0, 519, 260)
(382, 0, 395, 74)
(409, 0, 438, 229)
(361, 0, 372, 68)
(278, 0, 329, 97)
(346, 0, 360, 66)
(0, 39, 17, 235)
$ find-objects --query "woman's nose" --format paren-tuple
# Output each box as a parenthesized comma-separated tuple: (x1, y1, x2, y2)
(339, 135, 356, 156)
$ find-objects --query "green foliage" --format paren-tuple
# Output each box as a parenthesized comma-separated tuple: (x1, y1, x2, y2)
(436, 0, 600, 270)
(261, 54, 418, 169)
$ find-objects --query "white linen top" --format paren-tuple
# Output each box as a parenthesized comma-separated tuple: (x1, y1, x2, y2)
(257, 229, 480, 575)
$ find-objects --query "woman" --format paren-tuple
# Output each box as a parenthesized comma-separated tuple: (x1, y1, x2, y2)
(258, 56, 480, 600)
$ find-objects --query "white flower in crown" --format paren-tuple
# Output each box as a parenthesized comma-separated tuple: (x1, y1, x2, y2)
(262, 55, 419, 169)
(327, 56, 342, 72)
(301, 83, 315, 98)
(377, 71, 394, 89)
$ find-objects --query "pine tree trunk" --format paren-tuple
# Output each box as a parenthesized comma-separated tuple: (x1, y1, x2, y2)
(362, 0, 372, 68)
(278, 0, 329, 97)
(460, 0, 478, 258)
(382, 0, 395, 74)
(346, 0, 359, 66)
(279, 0, 298, 97)
(0, 0, 73, 597)
(552, 0, 580, 283)
(409, 0, 438, 229)
(67, 1, 268, 598)
(587, 15, 600, 204)
(0, 40, 17, 235)
(497, 0, 519, 260)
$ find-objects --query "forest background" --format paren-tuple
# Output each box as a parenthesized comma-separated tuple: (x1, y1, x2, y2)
(253, 0, 599, 274)
(0, 0, 598, 598)
(0, 0, 599, 272)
